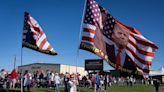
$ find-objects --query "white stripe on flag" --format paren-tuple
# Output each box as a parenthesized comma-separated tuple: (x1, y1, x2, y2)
(83, 23, 96, 30)
(82, 40, 94, 45)
(131, 32, 154, 44)
(82, 31, 95, 38)
(42, 41, 50, 50)
(127, 43, 154, 61)
(125, 49, 150, 70)
(36, 34, 46, 46)
(129, 35, 153, 52)
(29, 16, 41, 28)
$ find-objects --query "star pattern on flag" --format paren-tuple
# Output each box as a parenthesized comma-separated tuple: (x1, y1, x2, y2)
(84, 0, 116, 40)
(100, 7, 115, 39)
(84, 0, 101, 26)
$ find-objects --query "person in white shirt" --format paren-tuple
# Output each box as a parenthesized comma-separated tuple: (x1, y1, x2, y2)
(72, 77, 78, 92)
(0, 69, 6, 79)
(68, 79, 73, 92)
(51, 72, 55, 87)
(54, 73, 60, 92)
(23, 70, 31, 92)
(68, 74, 78, 92)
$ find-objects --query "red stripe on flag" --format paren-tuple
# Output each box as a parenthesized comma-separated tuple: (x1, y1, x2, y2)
(130, 34, 158, 49)
(39, 38, 47, 49)
(82, 36, 94, 42)
(32, 26, 44, 35)
(126, 47, 152, 65)
(128, 40, 155, 57)
(83, 28, 96, 34)
(28, 16, 44, 35)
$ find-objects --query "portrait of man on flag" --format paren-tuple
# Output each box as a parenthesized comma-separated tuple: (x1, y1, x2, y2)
(105, 23, 136, 71)
(80, 0, 158, 75)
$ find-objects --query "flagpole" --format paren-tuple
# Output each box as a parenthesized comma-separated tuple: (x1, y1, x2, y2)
(14, 55, 16, 69)
(76, 0, 87, 74)
(20, 46, 23, 92)
(21, 12, 25, 92)
(20, 42, 23, 92)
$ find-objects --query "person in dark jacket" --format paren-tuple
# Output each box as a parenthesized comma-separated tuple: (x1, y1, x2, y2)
(153, 79, 160, 92)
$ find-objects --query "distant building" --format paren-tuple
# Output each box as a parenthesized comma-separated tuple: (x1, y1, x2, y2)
(149, 67, 164, 84)
(18, 63, 87, 75)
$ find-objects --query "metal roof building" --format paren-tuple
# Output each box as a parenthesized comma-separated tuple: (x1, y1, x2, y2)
(18, 63, 87, 75)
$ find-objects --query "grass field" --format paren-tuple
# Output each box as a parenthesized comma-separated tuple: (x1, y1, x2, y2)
(3, 84, 164, 92)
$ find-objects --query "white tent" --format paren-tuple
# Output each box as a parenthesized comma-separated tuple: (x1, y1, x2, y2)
(149, 67, 164, 76)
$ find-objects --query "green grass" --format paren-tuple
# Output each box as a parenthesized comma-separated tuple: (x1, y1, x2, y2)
(4, 84, 164, 92)
(108, 84, 157, 92)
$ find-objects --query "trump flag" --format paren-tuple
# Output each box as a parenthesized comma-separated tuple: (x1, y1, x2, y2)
(22, 12, 57, 55)
(80, 0, 158, 75)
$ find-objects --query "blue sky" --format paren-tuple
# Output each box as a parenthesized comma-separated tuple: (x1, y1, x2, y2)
(0, 0, 163, 71)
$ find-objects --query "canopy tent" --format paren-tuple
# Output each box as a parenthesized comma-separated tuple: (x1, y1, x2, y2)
(149, 67, 164, 76)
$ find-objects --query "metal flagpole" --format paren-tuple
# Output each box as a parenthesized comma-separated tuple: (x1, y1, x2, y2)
(76, 0, 87, 74)
(21, 13, 25, 92)
(13, 55, 16, 69)
(76, 0, 87, 92)
(20, 42, 23, 92)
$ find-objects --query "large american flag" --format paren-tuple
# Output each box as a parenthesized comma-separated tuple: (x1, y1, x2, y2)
(22, 12, 57, 55)
(80, 0, 158, 75)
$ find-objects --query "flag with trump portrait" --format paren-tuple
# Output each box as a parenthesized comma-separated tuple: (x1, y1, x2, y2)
(22, 12, 57, 55)
(80, 0, 158, 75)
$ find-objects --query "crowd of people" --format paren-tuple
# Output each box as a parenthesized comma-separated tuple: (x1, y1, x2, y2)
(0, 68, 161, 92)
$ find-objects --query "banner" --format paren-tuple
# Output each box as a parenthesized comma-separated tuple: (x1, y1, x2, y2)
(80, 0, 158, 75)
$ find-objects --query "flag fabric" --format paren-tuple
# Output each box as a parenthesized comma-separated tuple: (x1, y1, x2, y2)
(80, 0, 158, 75)
(22, 12, 57, 55)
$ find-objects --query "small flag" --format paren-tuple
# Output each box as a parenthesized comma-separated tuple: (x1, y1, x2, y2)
(80, 0, 158, 75)
(22, 12, 57, 55)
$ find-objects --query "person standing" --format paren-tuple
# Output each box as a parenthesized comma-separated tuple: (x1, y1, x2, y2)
(0, 69, 6, 80)
(23, 70, 31, 92)
(129, 75, 133, 86)
(54, 73, 60, 92)
(10, 69, 17, 89)
(63, 72, 69, 92)
(90, 74, 96, 92)
(72, 74, 78, 92)
(46, 70, 51, 87)
(51, 71, 55, 87)
(154, 79, 160, 92)
(68, 78, 73, 92)
(104, 74, 107, 90)
(95, 72, 101, 92)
